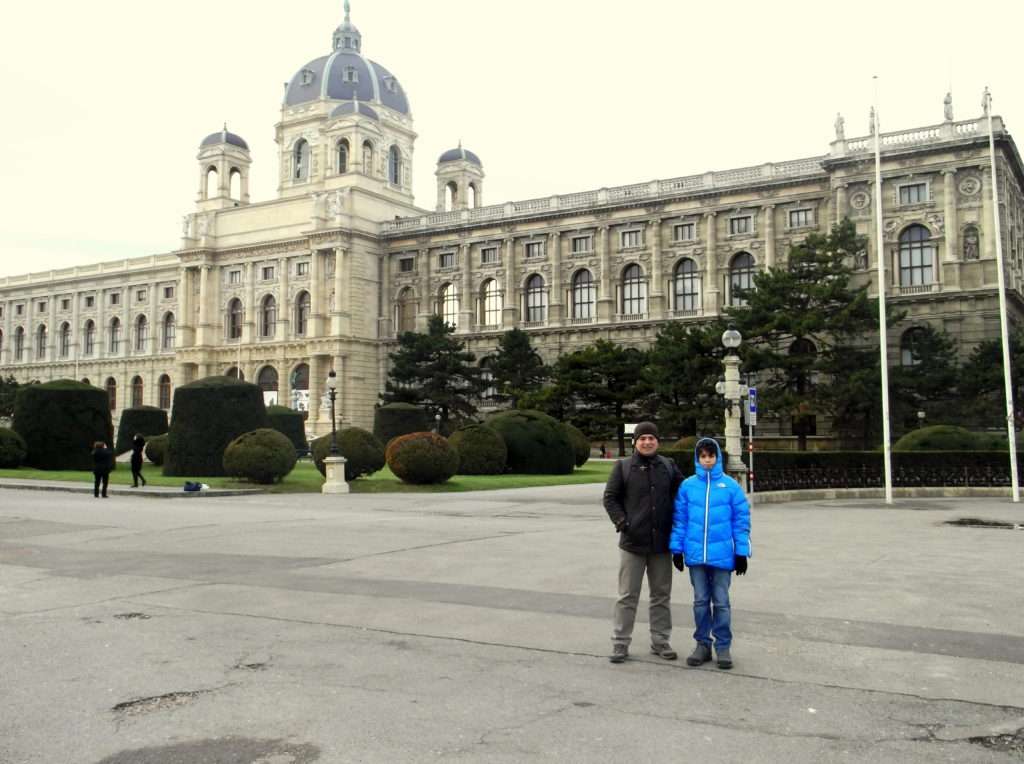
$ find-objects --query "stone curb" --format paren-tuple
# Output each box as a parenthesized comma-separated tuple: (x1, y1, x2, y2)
(752, 486, 1018, 504)
(0, 481, 260, 499)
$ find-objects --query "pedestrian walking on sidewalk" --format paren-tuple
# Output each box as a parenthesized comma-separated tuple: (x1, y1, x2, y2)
(91, 441, 114, 498)
(603, 421, 684, 664)
(130, 434, 147, 488)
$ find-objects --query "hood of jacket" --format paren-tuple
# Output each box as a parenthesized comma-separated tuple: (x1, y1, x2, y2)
(693, 437, 724, 480)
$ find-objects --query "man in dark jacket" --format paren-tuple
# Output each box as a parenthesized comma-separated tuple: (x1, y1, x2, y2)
(91, 441, 114, 498)
(603, 421, 684, 663)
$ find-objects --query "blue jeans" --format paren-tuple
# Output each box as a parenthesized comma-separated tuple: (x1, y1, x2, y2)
(688, 565, 732, 648)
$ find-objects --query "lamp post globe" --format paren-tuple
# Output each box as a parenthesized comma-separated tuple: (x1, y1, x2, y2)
(722, 326, 742, 351)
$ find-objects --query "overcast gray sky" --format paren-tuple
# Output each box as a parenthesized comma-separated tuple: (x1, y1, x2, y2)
(1, 0, 1021, 278)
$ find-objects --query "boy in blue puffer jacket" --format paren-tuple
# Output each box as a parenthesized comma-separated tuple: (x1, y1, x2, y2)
(669, 437, 751, 669)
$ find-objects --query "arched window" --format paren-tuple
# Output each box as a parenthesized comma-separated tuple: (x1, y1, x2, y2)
(258, 366, 279, 392)
(293, 139, 310, 181)
(109, 317, 121, 353)
(525, 274, 547, 323)
(35, 324, 47, 360)
(729, 252, 756, 306)
(445, 181, 458, 212)
(83, 320, 96, 355)
(229, 168, 241, 199)
(227, 298, 243, 339)
(396, 287, 416, 333)
(161, 313, 175, 350)
(290, 363, 310, 412)
(105, 377, 117, 411)
(572, 269, 596, 319)
(481, 279, 502, 326)
(468, 183, 478, 209)
(337, 139, 349, 174)
(621, 264, 646, 316)
(898, 225, 935, 286)
(225, 366, 243, 380)
(158, 374, 171, 409)
(295, 291, 311, 336)
(205, 166, 218, 198)
(439, 283, 458, 327)
(135, 315, 148, 352)
(260, 295, 277, 337)
(131, 375, 144, 408)
(788, 338, 817, 394)
(362, 141, 374, 175)
(59, 322, 71, 358)
(900, 327, 927, 367)
(388, 145, 401, 185)
(14, 327, 24, 361)
(673, 259, 700, 313)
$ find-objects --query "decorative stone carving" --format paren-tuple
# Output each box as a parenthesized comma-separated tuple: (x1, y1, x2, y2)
(884, 219, 899, 237)
(834, 113, 845, 141)
(927, 214, 944, 233)
(944, 92, 954, 122)
(963, 226, 980, 260)
(850, 191, 870, 210)
(958, 176, 981, 196)
(854, 249, 868, 270)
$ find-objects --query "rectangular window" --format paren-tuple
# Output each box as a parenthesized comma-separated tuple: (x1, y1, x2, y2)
(38, 301, 47, 313)
(163, 286, 174, 299)
(261, 266, 275, 281)
(439, 252, 456, 269)
(899, 183, 928, 205)
(620, 230, 641, 249)
(296, 262, 309, 276)
(0, 306, 4, 319)
(229, 270, 241, 284)
(399, 257, 415, 272)
(480, 247, 498, 265)
(788, 209, 812, 228)
(136, 289, 147, 302)
(571, 236, 591, 254)
(84, 296, 94, 308)
(16, 304, 24, 316)
(60, 298, 70, 311)
(110, 293, 120, 305)
(674, 223, 695, 242)
(525, 241, 543, 259)
(729, 216, 752, 235)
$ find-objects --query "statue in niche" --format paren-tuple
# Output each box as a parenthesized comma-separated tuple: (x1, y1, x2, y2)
(197, 216, 210, 237)
(181, 215, 193, 237)
(834, 113, 845, 141)
(944, 92, 954, 122)
(854, 249, 868, 270)
(963, 226, 980, 260)
(327, 189, 345, 218)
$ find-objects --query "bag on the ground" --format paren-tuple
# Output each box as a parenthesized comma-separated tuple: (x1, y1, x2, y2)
(183, 481, 201, 492)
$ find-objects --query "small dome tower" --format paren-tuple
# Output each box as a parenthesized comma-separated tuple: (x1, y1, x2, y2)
(197, 125, 251, 211)
(435, 143, 484, 211)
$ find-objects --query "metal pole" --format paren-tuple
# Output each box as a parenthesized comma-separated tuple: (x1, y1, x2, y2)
(237, 308, 242, 379)
(873, 77, 894, 505)
(985, 87, 1020, 502)
(329, 389, 339, 455)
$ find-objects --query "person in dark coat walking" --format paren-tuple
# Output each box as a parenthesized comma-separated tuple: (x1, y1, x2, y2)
(91, 441, 114, 498)
(603, 421, 685, 663)
(130, 434, 147, 487)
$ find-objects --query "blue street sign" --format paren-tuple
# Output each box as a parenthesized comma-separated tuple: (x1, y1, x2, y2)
(748, 387, 757, 426)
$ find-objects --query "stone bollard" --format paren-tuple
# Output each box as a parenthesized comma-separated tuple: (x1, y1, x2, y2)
(321, 455, 349, 494)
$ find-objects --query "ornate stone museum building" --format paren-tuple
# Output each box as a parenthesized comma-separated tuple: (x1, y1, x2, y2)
(1, 6, 1023, 439)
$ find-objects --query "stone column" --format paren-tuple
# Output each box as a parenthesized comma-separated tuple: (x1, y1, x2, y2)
(277, 257, 290, 341)
(379, 252, 391, 338)
(197, 265, 211, 345)
(981, 168, 995, 261)
(459, 243, 473, 332)
(835, 184, 848, 225)
(549, 231, 564, 325)
(648, 219, 664, 319)
(70, 291, 79, 370)
(309, 249, 321, 337)
(177, 268, 190, 348)
(207, 266, 220, 350)
(942, 169, 959, 262)
(149, 281, 159, 355)
(417, 248, 432, 330)
(47, 295, 57, 361)
(309, 354, 325, 431)
(279, 353, 291, 410)
(763, 205, 776, 269)
(703, 212, 719, 315)
(502, 238, 518, 328)
(2, 299, 11, 365)
(97, 288, 106, 359)
(333, 247, 348, 335)
(244, 263, 256, 343)
(597, 226, 613, 321)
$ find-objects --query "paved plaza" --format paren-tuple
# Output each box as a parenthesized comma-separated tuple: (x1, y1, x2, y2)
(1, 484, 1023, 763)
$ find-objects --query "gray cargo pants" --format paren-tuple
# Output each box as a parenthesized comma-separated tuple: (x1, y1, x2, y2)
(612, 549, 673, 647)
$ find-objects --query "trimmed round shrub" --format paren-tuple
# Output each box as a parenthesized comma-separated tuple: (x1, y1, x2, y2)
(894, 425, 979, 452)
(311, 427, 386, 481)
(13, 379, 113, 470)
(448, 424, 507, 475)
(223, 428, 297, 484)
(115, 406, 169, 455)
(386, 432, 459, 484)
(672, 436, 699, 452)
(267, 405, 308, 454)
(0, 427, 28, 468)
(486, 409, 575, 475)
(374, 403, 429, 446)
(145, 433, 169, 466)
(562, 422, 591, 468)
(165, 377, 270, 477)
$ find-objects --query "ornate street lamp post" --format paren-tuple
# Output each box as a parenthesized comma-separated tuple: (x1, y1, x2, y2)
(321, 370, 348, 494)
(327, 370, 339, 455)
(714, 325, 749, 488)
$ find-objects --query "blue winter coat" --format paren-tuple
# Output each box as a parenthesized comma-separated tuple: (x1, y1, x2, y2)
(669, 439, 751, 570)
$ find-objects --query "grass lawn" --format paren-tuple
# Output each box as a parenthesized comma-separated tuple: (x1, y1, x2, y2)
(0, 460, 614, 494)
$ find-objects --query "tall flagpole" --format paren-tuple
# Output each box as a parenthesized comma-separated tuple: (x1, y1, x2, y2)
(984, 87, 1020, 502)
(872, 77, 894, 505)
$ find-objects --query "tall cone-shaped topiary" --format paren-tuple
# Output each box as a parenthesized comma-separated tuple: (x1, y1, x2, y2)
(164, 376, 269, 476)
(13, 379, 112, 470)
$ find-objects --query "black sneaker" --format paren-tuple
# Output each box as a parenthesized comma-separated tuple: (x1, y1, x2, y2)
(686, 642, 712, 666)
(650, 643, 678, 660)
(609, 644, 628, 664)
(716, 647, 733, 670)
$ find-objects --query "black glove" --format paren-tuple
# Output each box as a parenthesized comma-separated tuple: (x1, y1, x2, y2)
(615, 519, 629, 533)
(734, 555, 748, 575)
(672, 554, 685, 572)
